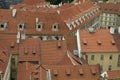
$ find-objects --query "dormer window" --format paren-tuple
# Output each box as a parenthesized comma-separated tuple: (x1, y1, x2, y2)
(52, 23, 59, 31)
(1, 24, 4, 28)
(36, 22, 44, 31)
(18, 23, 25, 31)
(0, 22, 8, 30)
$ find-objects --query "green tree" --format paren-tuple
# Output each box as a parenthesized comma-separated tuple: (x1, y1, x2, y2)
(45, 0, 73, 5)
(103, 0, 108, 2)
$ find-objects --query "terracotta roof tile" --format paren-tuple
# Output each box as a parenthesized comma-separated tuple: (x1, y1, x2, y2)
(107, 70, 120, 80)
(80, 29, 118, 52)
(43, 64, 101, 80)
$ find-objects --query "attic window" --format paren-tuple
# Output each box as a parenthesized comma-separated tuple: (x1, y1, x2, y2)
(78, 69, 84, 76)
(97, 40, 102, 45)
(52, 23, 59, 31)
(65, 69, 71, 76)
(53, 70, 58, 76)
(18, 23, 25, 30)
(111, 40, 115, 45)
(0, 24, 4, 28)
(19, 25, 22, 28)
(36, 22, 44, 31)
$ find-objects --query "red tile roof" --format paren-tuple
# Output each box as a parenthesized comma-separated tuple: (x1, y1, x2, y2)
(107, 70, 120, 80)
(42, 64, 101, 80)
(80, 29, 118, 52)
(99, 3, 120, 14)
(41, 40, 68, 65)
(19, 38, 41, 61)
(18, 61, 40, 80)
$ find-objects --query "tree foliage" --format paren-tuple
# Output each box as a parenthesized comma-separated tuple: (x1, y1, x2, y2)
(103, 0, 108, 2)
(46, 0, 74, 5)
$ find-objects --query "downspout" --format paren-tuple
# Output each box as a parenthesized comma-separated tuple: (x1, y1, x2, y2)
(76, 29, 82, 58)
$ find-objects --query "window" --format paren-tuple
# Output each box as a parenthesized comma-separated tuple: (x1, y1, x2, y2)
(11, 58, 15, 65)
(36, 23, 44, 31)
(52, 23, 59, 31)
(18, 23, 25, 30)
(100, 65, 103, 71)
(91, 55, 94, 60)
(0, 24, 4, 28)
(109, 55, 113, 60)
(108, 65, 112, 70)
(0, 23, 7, 30)
(118, 55, 120, 67)
(100, 55, 104, 60)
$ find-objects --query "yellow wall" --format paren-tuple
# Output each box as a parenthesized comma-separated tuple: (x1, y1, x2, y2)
(86, 52, 120, 72)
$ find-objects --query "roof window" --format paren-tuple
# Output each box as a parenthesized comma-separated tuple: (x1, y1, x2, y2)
(0, 22, 8, 30)
(36, 22, 44, 31)
(52, 23, 59, 31)
(18, 22, 25, 31)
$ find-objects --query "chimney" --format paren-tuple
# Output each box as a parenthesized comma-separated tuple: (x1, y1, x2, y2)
(110, 27, 115, 34)
(12, 9, 17, 17)
(118, 27, 120, 34)
(16, 31, 20, 44)
(57, 10, 60, 14)
(36, 18, 39, 23)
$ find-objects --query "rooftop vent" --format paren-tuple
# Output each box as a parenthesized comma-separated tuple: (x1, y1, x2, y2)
(10, 42, 14, 48)
(53, 70, 58, 76)
(111, 40, 115, 45)
(88, 28, 95, 33)
(110, 27, 115, 34)
(57, 42, 61, 49)
(78, 69, 84, 75)
(0, 59, 4, 63)
(24, 48, 28, 54)
(65, 69, 71, 76)
(91, 68, 96, 75)
(32, 48, 36, 54)
(83, 39, 87, 45)
(97, 40, 102, 45)
(12, 9, 17, 17)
